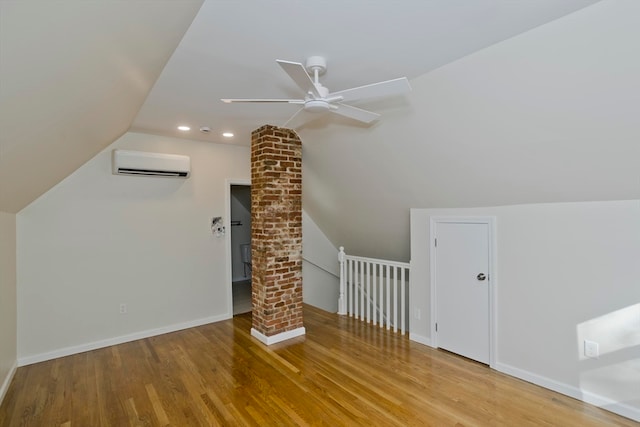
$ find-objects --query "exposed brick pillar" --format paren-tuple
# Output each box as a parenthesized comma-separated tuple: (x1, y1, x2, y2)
(250, 125, 304, 345)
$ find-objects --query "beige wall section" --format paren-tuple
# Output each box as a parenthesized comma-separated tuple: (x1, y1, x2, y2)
(410, 200, 640, 421)
(17, 132, 250, 364)
(302, 210, 339, 313)
(0, 212, 17, 402)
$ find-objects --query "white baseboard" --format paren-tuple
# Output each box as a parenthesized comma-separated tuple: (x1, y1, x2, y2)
(251, 327, 306, 345)
(18, 313, 231, 367)
(0, 361, 17, 405)
(495, 362, 640, 422)
(409, 333, 434, 348)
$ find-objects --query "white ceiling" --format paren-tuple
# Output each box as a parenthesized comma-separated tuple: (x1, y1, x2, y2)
(131, 0, 600, 145)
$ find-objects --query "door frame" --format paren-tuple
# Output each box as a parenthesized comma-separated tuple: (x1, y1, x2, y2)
(429, 216, 497, 368)
(225, 178, 251, 317)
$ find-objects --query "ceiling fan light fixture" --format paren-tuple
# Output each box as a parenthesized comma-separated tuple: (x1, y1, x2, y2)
(305, 99, 330, 113)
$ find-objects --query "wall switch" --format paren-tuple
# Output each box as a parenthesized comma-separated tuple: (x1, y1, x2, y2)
(584, 340, 599, 358)
(414, 308, 421, 320)
(119, 303, 127, 314)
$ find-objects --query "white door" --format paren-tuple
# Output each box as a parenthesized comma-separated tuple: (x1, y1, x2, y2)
(435, 221, 490, 364)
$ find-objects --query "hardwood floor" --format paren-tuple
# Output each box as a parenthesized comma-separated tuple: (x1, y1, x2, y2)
(0, 305, 636, 426)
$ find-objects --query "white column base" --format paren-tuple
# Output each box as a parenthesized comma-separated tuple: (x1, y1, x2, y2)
(251, 326, 306, 345)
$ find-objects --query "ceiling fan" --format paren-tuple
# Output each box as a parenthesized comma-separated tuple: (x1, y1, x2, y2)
(221, 56, 411, 128)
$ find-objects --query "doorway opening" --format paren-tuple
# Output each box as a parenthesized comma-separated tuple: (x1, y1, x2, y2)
(229, 183, 252, 315)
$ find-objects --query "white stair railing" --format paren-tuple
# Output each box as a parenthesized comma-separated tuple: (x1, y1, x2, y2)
(338, 247, 410, 335)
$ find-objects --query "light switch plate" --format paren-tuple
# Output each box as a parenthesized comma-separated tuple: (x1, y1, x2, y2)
(584, 340, 599, 358)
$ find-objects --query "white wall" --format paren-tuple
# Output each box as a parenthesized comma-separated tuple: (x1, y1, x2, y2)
(302, 210, 339, 312)
(0, 211, 17, 402)
(410, 200, 640, 421)
(17, 132, 250, 364)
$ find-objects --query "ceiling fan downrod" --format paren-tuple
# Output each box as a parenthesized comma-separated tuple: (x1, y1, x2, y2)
(305, 56, 327, 80)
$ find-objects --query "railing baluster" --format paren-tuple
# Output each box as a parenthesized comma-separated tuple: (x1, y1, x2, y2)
(359, 260, 364, 321)
(372, 263, 377, 327)
(374, 262, 378, 324)
(348, 259, 353, 317)
(352, 260, 357, 318)
(365, 262, 370, 323)
(353, 260, 357, 319)
(352, 259, 356, 317)
(360, 260, 364, 320)
(385, 265, 390, 330)
(401, 265, 406, 335)
(351, 259, 355, 318)
(393, 266, 398, 333)
(344, 259, 348, 316)
(378, 264, 386, 328)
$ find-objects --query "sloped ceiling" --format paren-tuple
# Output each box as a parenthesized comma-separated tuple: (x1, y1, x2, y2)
(301, 0, 640, 260)
(131, 0, 600, 145)
(0, 0, 204, 213)
(4, 0, 636, 263)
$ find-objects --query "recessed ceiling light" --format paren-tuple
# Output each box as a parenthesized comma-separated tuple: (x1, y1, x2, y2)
(222, 132, 234, 138)
(177, 125, 191, 131)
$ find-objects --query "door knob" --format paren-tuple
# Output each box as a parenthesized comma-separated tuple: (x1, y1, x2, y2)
(476, 273, 487, 281)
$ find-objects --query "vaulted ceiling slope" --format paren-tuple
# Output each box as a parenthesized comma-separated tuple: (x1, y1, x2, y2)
(0, 0, 204, 213)
(301, 0, 640, 261)
(131, 0, 600, 145)
(3, 1, 633, 265)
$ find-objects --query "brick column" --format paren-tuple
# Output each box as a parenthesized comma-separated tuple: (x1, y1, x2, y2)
(250, 125, 304, 345)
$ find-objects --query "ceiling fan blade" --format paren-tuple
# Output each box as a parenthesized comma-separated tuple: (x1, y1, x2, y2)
(329, 77, 411, 103)
(221, 98, 304, 104)
(283, 107, 325, 129)
(331, 103, 380, 124)
(276, 60, 321, 98)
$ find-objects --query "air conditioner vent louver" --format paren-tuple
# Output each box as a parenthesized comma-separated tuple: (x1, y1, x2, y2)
(112, 150, 190, 178)
(116, 168, 188, 177)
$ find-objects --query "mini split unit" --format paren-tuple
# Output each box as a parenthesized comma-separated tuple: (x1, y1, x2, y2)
(112, 149, 191, 178)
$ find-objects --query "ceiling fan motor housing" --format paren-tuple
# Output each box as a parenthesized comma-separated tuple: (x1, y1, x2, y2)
(305, 56, 327, 76)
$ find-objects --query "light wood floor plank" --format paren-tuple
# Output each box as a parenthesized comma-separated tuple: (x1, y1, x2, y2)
(1, 305, 637, 426)
(145, 383, 169, 427)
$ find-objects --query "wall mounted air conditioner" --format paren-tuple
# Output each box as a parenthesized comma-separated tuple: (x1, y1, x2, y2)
(112, 149, 191, 178)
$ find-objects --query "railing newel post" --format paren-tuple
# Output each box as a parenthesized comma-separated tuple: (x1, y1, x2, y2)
(338, 246, 346, 315)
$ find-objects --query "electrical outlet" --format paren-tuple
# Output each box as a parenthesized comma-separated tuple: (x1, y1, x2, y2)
(584, 340, 599, 358)
(414, 308, 421, 320)
(119, 303, 127, 314)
